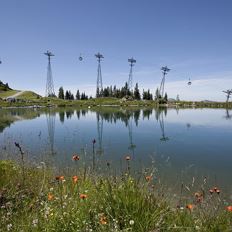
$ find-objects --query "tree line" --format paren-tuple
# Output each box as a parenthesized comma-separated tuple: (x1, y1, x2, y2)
(58, 87, 89, 100)
(58, 82, 168, 102)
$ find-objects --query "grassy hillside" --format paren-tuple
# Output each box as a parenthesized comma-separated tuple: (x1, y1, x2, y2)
(0, 90, 19, 99)
(16, 91, 41, 100)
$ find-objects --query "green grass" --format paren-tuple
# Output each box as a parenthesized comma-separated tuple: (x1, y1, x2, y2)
(1, 93, 232, 109)
(0, 90, 19, 99)
(0, 159, 232, 231)
(16, 91, 41, 100)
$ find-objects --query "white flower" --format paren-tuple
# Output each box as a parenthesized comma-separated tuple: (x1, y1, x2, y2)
(129, 220, 134, 225)
(7, 224, 12, 231)
(32, 219, 38, 227)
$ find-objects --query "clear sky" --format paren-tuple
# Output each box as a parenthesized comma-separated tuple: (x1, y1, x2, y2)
(0, 0, 231, 101)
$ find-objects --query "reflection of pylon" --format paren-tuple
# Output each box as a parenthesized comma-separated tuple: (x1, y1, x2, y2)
(128, 117, 136, 156)
(225, 109, 232, 120)
(96, 113, 103, 155)
(159, 111, 169, 141)
(46, 111, 56, 154)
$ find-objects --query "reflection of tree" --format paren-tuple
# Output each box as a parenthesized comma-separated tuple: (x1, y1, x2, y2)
(143, 109, 153, 120)
(59, 111, 65, 123)
(46, 111, 56, 155)
(134, 110, 140, 126)
(66, 110, 74, 119)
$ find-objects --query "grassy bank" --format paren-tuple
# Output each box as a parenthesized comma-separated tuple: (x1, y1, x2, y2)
(0, 159, 232, 231)
(1, 96, 232, 109)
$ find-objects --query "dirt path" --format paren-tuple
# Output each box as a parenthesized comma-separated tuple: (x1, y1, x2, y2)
(5, 91, 25, 99)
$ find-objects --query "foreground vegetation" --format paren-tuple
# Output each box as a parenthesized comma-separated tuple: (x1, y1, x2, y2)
(0, 158, 232, 232)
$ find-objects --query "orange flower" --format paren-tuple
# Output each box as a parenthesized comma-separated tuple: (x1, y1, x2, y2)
(72, 155, 80, 161)
(145, 175, 152, 182)
(48, 193, 54, 201)
(55, 175, 65, 181)
(186, 204, 194, 210)
(100, 215, 107, 225)
(80, 194, 88, 199)
(72, 175, 78, 184)
(226, 206, 232, 212)
(125, 155, 131, 161)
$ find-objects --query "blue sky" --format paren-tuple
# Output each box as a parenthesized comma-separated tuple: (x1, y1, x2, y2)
(0, 0, 231, 101)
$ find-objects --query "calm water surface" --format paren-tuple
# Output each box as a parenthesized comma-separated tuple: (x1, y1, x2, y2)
(0, 107, 232, 197)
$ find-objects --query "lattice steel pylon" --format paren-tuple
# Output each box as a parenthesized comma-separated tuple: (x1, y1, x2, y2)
(223, 89, 232, 103)
(159, 66, 170, 98)
(44, 50, 55, 97)
(128, 57, 136, 94)
(95, 52, 104, 97)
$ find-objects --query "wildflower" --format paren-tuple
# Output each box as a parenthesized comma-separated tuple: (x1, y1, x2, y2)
(55, 175, 65, 181)
(80, 194, 88, 199)
(7, 224, 12, 231)
(72, 155, 80, 161)
(32, 219, 38, 227)
(209, 189, 214, 194)
(194, 192, 201, 198)
(195, 192, 203, 203)
(186, 204, 194, 210)
(226, 206, 232, 212)
(129, 220, 135, 225)
(216, 189, 220, 194)
(48, 193, 54, 201)
(213, 187, 219, 192)
(72, 175, 78, 184)
(125, 155, 131, 161)
(145, 175, 152, 182)
(100, 215, 107, 225)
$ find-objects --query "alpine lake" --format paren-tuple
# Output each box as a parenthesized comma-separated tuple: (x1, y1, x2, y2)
(0, 106, 232, 200)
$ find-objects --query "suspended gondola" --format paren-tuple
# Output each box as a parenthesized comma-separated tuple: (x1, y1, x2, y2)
(78, 53, 83, 61)
(188, 78, 192, 85)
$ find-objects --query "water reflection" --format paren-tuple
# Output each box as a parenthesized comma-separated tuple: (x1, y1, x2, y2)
(1, 107, 232, 196)
(225, 109, 232, 120)
(155, 108, 169, 141)
(96, 112, 104, 155)
(46, 111, 56, 155)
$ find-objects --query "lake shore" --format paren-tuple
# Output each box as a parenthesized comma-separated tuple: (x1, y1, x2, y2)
(0, 159, 232, 231)
(1, 97, 232, 109)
